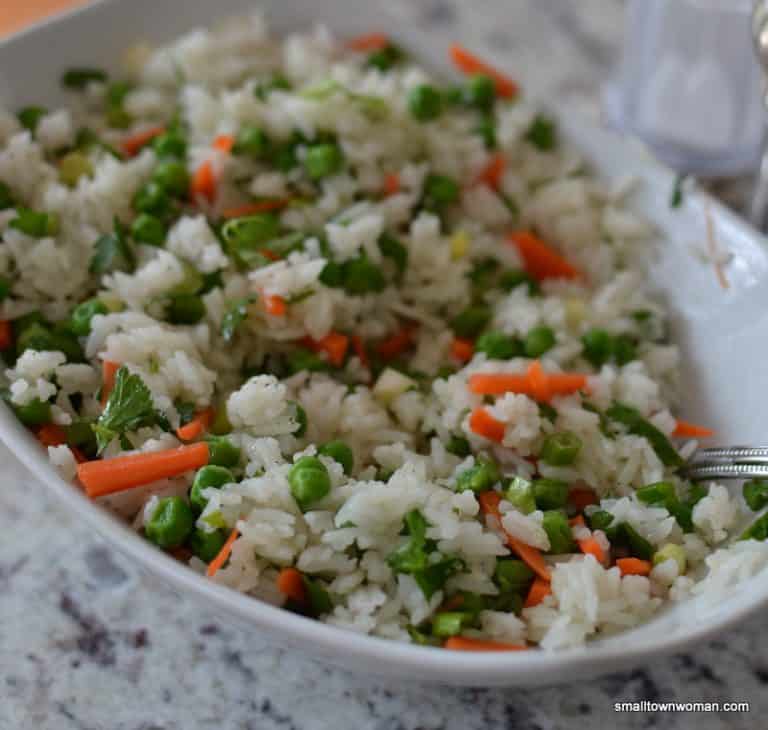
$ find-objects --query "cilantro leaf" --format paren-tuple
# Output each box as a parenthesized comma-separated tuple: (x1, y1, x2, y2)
(221, 297, 255, 343)
(90, 218, 134, 275)
(92, 367, 157, 452)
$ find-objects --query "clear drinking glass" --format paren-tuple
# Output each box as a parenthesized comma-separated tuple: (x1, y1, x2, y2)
(604, 0, 764, 176)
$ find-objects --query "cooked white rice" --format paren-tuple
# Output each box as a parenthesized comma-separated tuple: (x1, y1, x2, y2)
(1, 12, 765, 651)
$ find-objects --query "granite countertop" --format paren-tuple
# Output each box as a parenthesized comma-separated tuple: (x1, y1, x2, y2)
(1, 1, 767, 728)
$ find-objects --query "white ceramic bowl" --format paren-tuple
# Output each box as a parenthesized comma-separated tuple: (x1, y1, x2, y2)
(2, 0, 768, 687)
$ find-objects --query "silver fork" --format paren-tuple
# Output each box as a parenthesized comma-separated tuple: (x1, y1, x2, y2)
(685, 447, 768, 481)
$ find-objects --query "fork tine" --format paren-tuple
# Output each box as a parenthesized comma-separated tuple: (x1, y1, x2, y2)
(684, 463, 768, 481)
(690, 447, 768, 464)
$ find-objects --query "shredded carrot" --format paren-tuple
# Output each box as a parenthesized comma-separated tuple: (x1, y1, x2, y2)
(508, 230, 582, 281)
(449, 43, 519, 99)
(190, 160, 216, 203)
(476, 153, 505, 190)
(120, 125, 165, 158)
(478, 490, 551, 581)
(443, 637, 527, 652)
(347, 32, 390, 52)
(306, 331, 349, 367)
(221, 200, 289, 219)
(578, 536, 606, 565)
(616, 557, 652, 576)
(523, 577, 552, 607)
(0, 320, 11, 351)
(468, 360, 588, 402)
(207, 528, 239, 578)
(176, 407, 215, 442)
(469, 408, 506, 443)
(568, 486, 599, 511)
(276, 567, 307, 603)
(212, 134, 235, 153)
(77, 442, 209, 498)
(263, 294, 287, 317)
(351, 335, 369, 368)
(382, 172, 401, 196)
(376, 327, 414, 360)
(36, 423, 67, 448)
(673, 419, 714, 439)
(101, 361, 120, 406)
(451, 337, 474, 363)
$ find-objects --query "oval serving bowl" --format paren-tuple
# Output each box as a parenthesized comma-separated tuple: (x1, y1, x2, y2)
(2, 0, 768, 687)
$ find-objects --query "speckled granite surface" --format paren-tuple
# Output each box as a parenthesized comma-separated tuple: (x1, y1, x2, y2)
(2, 1, 767, 728)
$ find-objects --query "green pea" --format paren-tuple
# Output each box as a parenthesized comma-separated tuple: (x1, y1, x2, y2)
(190, 465, 234, 514)
(505, 476, 536, 515)
(542, 510, 576, 554)
(540, 431, 582, 467)
(0, 182, 13, 210)
(498, 269, 540, 296)
(581, 328, 613, 368)
(494, 558, 534, 594)
(167, 295, 205, 325)
(318, 440, 354, 475)
(145, 496, 194, 549)
(445, 435, 471, 458)
(587, 509, 613, 532)
(464, 74, 496, 110)
(13, 398, 51, 427)
(532, 478, 569, 510)
(524, 326, 556, 358)
(17, 106, 47, 133)
(455, 458, 500, 493)
(744, 479, 768, 512)
(304, 143, 344, 180)
(10, 208, 58, 238)
(70, 298, 108, 336)
(58, 152, 93, 186)
(205, 436, 241, 468)
(133, 181, 171, 217)
(287, 348, 329, 375)
(152, 131, 187, 159)
(366, 44, 403, 71)
(342, 257, 386, 295)
(233, 125, 269, 158)
(612, 334, 638, 366)
(423, 174, 459, 208)
(288, 456, 331, 510)
(131, 213, 167, 246)
(525, 115, 557, 151)
(188, 528, 227, 563)
(0, 275, 11, 301)
(475, 331, 522, 360)
(221, 214, 281, 254)
(431, 612, 470, 637)
(152, 159, 189, 197)
(290, 401, 308, 438)
(451, 305, 491, 338)
(15, 322, 56, 356)
(407, 84, 443, 121)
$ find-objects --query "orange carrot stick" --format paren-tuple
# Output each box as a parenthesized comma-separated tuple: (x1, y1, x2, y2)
(36, 423, 67, 447)
(176, 407, 215, 442)
(264, 294, 287, 317)
(212, 134, 235, 153)
(469, 408, 506, 443)
(276, 567, 307, 603)
(449, 44, 519, 99)
(616, 557, 652, 576)
(306, 332, 349, 367)
(578, 536, 606, 565)
(508, 230, 582, 281)
(451, 337, 474, 363)
(347, 32, 390, 52)
(523, 576, 552, 607)
(221, 200, 289, 219)
(77, 442, 209, 498)
(476, 153, 505, 190)
(101, 361, 120, 406)
(120, 125, 165, 158)
(191, 160, 216, 203)
(673, 419, 714, 439)
(207, 528, 239, 578)
(443, 637, 528, 652)
(0, 320, 12, 351)
(382, 172, 400, 196)
(467, 361, 588, 402)
(376, 327, 414, 360)
(468, 373, 529, 396)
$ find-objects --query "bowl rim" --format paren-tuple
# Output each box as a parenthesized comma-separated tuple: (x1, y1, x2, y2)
(3, 0, 768, 686)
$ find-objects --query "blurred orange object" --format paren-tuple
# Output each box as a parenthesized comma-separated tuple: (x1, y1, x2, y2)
(0, 0, 89, 37)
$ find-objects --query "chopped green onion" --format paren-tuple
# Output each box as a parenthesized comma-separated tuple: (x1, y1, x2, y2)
(540, 431, 582, 467)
